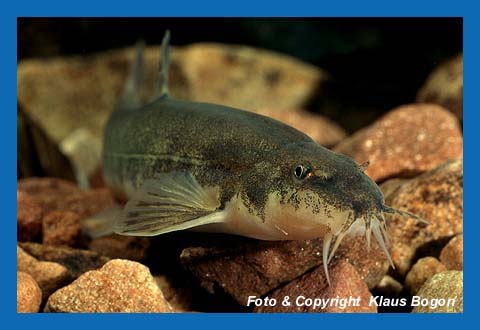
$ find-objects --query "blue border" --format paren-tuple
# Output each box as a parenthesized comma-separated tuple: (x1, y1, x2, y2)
(6, 0, 477, 329)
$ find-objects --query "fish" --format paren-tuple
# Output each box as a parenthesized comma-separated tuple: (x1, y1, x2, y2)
(93, 31, 428, 284)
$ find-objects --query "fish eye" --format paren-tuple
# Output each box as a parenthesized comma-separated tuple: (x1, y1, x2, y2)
(293, 164, 310, 180)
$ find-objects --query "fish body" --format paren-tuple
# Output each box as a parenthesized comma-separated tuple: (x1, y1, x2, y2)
(97, 32, 426, 283)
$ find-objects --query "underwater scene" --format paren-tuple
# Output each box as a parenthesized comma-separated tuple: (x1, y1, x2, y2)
(17, 18, 463, 313)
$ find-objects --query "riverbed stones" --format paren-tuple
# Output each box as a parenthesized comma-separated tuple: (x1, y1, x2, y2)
(334, 104, 462, 182)
(45, 259, 173, 312)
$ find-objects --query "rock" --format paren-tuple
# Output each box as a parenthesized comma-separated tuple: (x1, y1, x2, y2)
(416, 54, 463, 120)
(439, 234, 463, 270)
(42, 210, 81, 246)
(88, 234, 150, 261)
(412, 271, 463, 313)
(17, 271, 42, 313)
(155, 275, 193, 312)
(334, 104, 462, 182)
(19, 242, 110, 278)
(373, 275, 403, 298)
(405, 257, 447, 295)
(17, 177, 115, 219)
(384, 160, 463, 276)
(17, 246, 71, 298)
(255, 260, 376, 313)
(45, 259, 173, 312)
(181, 233, 388, 305)
(17, 191, 42, 242)
(18, 44, 327, 180)
(255, 108, 346, 148)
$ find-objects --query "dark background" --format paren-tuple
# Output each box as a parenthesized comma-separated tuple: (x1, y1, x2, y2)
(18, 18, 462, 131)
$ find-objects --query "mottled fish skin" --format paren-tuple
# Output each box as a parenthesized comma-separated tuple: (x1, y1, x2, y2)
(103, 97, 384, 226)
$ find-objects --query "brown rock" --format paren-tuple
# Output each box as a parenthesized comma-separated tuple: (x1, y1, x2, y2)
(17, 246, 71, 298)
(385, 160, 463, 276)
(405, 257, 447, 295)
(255, 260, 376, 313)
(416, 54, 463, 120)
(19, 242, 110, 278)
(17, 191, 42, 242)
(45, 259, 173, 312)
(334, 104, 462, 182)
(17, 271, 42, 313)
(412, 271, 463, 313)
(439, 234, 463, 270)
(42, 210, 81, 246)
(88, 234, 150, 261)
(18, 177, 115, 218)
(181, 233, 388, 305)
(255, 108, 346, 148)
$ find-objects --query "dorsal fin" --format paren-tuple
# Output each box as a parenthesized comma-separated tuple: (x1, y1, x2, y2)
(153, 30, 171, 100)
(118, 40, 145, 111)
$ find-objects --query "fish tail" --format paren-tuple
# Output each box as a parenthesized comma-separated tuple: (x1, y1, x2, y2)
(154, 30, 171, 99)
(118, 40, 145, 111)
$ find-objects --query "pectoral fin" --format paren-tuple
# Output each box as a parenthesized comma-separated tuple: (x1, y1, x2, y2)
(114, 171, 225, 236)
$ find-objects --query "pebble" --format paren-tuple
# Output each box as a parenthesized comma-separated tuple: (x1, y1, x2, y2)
(383, 160, 463, 276)
(17, 271, 42, 313)
(412, 271, 463, 313)
(416, 54, 463, 120)
(255, 260, 376, 313)
(334, 104, 462, 182)
(439, 234, 463, 270)
(17, 191, 42, 242)
(405, 257, 447, 295)
(42, 210, 81, 246)
(45, 259, 173, 312)
(88, 234, 150, 261)
(17, 246, 71, 299)
(19, 242, 110, 278)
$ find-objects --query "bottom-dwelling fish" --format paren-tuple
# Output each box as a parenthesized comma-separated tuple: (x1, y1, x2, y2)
(91, 31, 427, 284)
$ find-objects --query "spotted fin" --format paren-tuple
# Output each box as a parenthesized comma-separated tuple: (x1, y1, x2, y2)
(114, 171, 225, 236)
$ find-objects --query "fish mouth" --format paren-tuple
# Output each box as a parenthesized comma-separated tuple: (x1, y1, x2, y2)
(321, 204, 429, 285)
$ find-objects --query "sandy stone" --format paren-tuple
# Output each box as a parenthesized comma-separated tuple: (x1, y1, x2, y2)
(19, 242, 110, 278)
(17, 271, 42, 313)
(416, 54, 463, 120)
(17, 191, 42, 242)
(255, 260, 376, 313)
(439, 235, 463, 270)
(384, 160, 463, 276)
(42, 210, 81, 246)
(334, 104, 462, 182)
(412, 271, 463, 313)
(155, 275, 193, 312)
(255, 108, 346, 148)
(405, 257, 447, 295)
(181, 233, 388, 305)
(17, 246, 71, 298)
(45, 259, 173, 312)
(88, 234, 150, 261)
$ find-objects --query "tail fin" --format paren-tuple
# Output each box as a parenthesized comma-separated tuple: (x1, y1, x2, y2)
(118, 40, 145, 111)
(153, 30, 171, 99)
